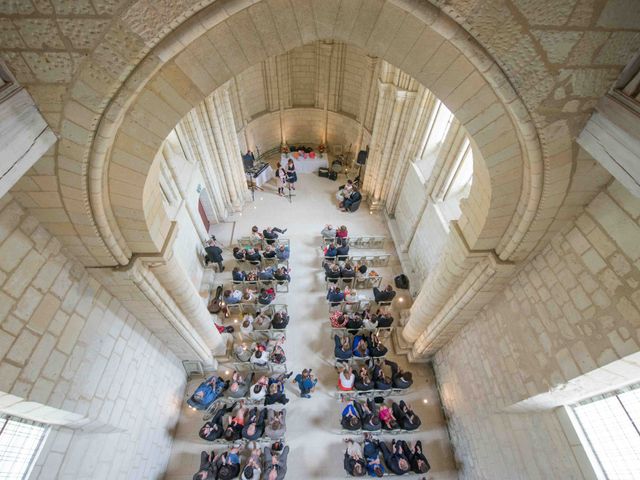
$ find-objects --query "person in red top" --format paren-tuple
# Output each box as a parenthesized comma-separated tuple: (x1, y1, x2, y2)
(336, 225, 348, 239)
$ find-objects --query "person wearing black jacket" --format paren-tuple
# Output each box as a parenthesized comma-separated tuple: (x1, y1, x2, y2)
(355, 400, 381, 432)
(385, 360, 413, 389)
(399, 440, 431, 474)
(242, 407, 267, 440)
(380, 439, 411, 475)
(343, 439, 366, 476)
(373, 285, 396, 303)
(205, 241, 224, 272)
(392, 400, 421, 431)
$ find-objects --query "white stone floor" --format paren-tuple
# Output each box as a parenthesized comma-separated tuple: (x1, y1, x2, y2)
(164, 172, 458, 479)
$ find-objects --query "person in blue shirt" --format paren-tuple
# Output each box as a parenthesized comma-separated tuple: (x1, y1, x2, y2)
(324, 242, 338, 258)
(258, 267, 275, 280)
(276, 244, 290, 261)
(327, 286, 345, 305)
(341, 401, 361, 431)
(232, 267, 245, 281)
(363, 434, 385, 477)
(187, 375, 227, 410)
(352, 335, 370, 357)
(293, 369, 317, 398)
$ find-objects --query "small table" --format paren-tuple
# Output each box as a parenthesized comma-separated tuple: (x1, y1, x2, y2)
(250, 165, 275, 188)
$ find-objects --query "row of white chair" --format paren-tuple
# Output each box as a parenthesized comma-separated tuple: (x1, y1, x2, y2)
(231, 279, 290, 292)
(238, 236, 290, 250)
(325, 276, 382, 289)
(322, 235, 386, 249)
(322, 254, 391, 267)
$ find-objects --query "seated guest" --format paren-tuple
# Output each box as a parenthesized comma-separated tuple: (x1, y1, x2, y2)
(337, 366, 356, 391)
(341, 401, 361, 431)
(362, 313, 378, 330)
(265, 409, 286, 439)
(242, 407, 267, 440)
(330, 311, 348, 328)
(346, 313, 363, 333)
(222, 402, 247, 442)
(374, 372, 392, 391)
(355, 262, 368, 278)
(274, 267, 290, 282)
(341, 263, 356, 278)
(352, 335, 369, 358)
(263, 444, 289, 480)
(271, 311, 289, 329)
(251, 226, 264, 241)
(228, 371, 253, 398)
(321, 224, 337, 238)
(379, 404, 398, 430)
(373, 285, 396, 303)
(380, 440, 411, 475)
(265, 372, 291, 405)
(375, 310, 394, 328)
(234, 344, 252, 362)
(324, 242, 338, 258)
(327, 286, 345, 305)
(343, 188, 362, 212)
(386, 359, 413, 389)
(258, 267, 275, 280)
(325, 263, 341, 282)
(223, 289, 243, 305)
(232, 267, 246, 281)
(392, 400, 421, 431)
(336, 241, 350, 260)
(334, 335, 352, 360)
(253, 312, 272, 330)
(369, 334, 388, 357)
(363, 434, 386, 477)
(336, 225, 349, 239)
(343, 286, 359, 303)
(263, 226, 287, 245)
(240, 315, 254, 335)
(245, 269, 258, 281)
(250, 348, 268, 368)
(249, 382, 267, 402)
(343, 438, 366, 477)
(193, 450, 215, 480)
(233, 247, 246, 261)
(241, 445, 262, 480)
(355, 400, 381, 432)
(214, 446, 242, 480)
(337, 179, 354, 204)
(400, 440, 430, 474)
(354, 367, 374, 391)
(263, 245, 277, 258)
(276, 244, 290, 261)
(199, 403, 231, 441)
(269, 342, 287, 365)
(258, 287, 275, 305)
(246, 248, 261, 263)
(241, 288, 257, 304)
(188, 375, 227, 410)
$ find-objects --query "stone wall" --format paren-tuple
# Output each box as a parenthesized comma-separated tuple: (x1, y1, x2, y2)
(0, 195, 186, 478)
(434, 180, 640, 479)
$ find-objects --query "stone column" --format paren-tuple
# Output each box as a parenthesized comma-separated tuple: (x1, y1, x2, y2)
(362, 62, 421, 211)
(175, 115, 230, 219)
(145, 222, 225, 361)
(402, 222, 515, 360)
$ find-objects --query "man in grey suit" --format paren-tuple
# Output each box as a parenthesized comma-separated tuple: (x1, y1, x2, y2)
(262, 444, 289, 480)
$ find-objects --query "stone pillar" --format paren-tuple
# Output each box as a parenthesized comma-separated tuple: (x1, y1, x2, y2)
(362, 62, 421, 211)
(175, 114, 230, 219)
(402, 222, 515, 360)
(145, 222, 225, 361)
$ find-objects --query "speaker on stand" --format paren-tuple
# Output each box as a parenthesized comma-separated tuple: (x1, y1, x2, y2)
(355, 146, 369, 187)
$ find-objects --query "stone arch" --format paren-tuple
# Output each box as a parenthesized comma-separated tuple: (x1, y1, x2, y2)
(77, 0, 542, 269)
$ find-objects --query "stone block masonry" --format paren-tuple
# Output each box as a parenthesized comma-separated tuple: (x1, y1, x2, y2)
(433, 180, 640, 479)
(0, 195, 186, 479)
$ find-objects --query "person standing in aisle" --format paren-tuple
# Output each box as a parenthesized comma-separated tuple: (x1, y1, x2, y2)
(292, 369, 317, 398)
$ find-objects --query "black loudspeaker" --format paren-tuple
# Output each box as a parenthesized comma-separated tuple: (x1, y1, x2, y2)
(356, 150, 368, 165)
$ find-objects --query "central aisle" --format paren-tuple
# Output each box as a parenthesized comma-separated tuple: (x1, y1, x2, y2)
(164, 172, 458, 479)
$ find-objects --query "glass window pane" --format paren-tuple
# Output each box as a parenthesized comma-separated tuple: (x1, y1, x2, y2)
(573, 384, 640, 480)
(0, 416, 48, 480)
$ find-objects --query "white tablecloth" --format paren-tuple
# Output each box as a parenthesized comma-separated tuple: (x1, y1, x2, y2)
(250, 165, 275, 187)
(280, 153, 329, 174)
